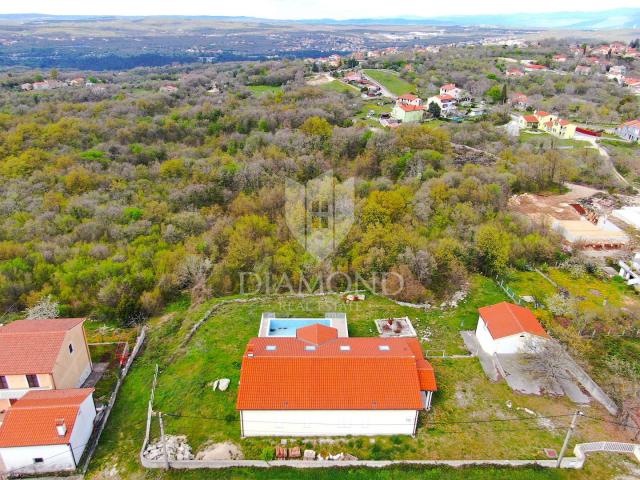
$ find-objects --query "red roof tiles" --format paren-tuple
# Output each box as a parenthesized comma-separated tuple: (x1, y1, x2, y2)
(237, 336, 436, 411)
(296, 323, 339, 346)
(0, 318, 85, 375)
(478, 302, 549, 340)
(0, 388, 94, 447)
(398, 104, 425, 112)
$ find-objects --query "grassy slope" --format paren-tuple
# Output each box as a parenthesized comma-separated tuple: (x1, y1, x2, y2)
(362, 69, 416, 96)
(320, 80, 361, 94)
(247, 85, 283, 95)
(87, 276, 629, 479)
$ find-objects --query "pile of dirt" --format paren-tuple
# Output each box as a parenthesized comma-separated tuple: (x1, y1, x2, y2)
(195, 441, 244, 461)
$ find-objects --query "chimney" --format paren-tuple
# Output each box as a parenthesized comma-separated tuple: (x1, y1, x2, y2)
(247, 344, 255, 358)
(56, 419, 67, 437)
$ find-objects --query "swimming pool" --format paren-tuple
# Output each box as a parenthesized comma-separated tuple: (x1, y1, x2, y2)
(267, 318, 332, 337)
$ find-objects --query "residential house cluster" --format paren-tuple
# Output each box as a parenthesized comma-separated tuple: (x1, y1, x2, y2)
(236, 301, 555, 438)
(342, 71, 382, 97)
(0, 318, 97, 475)
(19, 77, 93, 92)
(518, 110, 577, 139)
(391, 94, 425, 123)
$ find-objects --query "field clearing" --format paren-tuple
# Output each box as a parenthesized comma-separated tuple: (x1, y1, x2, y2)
(320, 80, 360, 94)
(247, 85, 283, 95)
(519, 131, 592, 149)
(363, 69, 416, 96)
(87, 276, 631, 479)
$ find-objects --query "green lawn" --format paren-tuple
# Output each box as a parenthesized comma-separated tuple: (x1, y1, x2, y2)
(320, 80, 360, 94)
(519, 131, 591, 149)
(362, 69, 416, 96)
(247, 85, 283, 96)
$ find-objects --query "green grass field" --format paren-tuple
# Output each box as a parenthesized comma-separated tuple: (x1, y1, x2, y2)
(362, 69, 416, 96)
(247, 85, 283, 96)
(85, 274, 631, 479)
(320, 80, 360, 94)
(519, 131, 591, 149)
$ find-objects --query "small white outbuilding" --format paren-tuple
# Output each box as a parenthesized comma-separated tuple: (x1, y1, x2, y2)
(475, 302, 549, 355)
(0, 388, 96, 475)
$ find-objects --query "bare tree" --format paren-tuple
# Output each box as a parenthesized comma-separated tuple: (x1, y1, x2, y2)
(521, 339, 573, 391)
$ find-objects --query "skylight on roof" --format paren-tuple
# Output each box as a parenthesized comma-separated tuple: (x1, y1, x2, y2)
(266, 345, 277, 351)
(378, 345, 390, 351)
(339, 345, 351, 351)
(304, 345, 316, 351)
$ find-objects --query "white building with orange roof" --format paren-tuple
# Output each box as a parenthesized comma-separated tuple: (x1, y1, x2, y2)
(237, 323, 437, 437)
(439, 83, 463, 99)
(0, 389, 96, 474)
(616, 119, 640, 142)
(427, 94, 457, 115)
(475, 302, 550, 355)
(0, 318, 93, 414)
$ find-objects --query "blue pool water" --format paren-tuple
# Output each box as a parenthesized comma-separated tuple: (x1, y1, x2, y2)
(267, 318, 331, 337)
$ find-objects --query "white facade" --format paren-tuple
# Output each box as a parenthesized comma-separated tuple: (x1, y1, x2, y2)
(240, 409, 419, 437)
(475, 316, 546, 354)
(0, 444, 75, 474)
(0, 395, 96, 474)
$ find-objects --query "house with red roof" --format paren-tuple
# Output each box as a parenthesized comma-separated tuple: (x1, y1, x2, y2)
(0, 389, 96, 474)
(396, 93, 422, 107)
(439, 83, 463, 100)
(427, 94, 456, 116)
(237, 323, 437, 436)
(518, 114, 539, 129)
(616, 119, 640, 142)
(475, 302, 549, 355)
(0, 318, 93, 414)
(524, 64, 547, 72)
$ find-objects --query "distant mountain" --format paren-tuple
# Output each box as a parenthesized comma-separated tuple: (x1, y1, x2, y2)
(0, 8, 639, 30)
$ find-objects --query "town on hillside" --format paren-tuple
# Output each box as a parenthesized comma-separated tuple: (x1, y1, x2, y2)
(1, 9, 640, 480)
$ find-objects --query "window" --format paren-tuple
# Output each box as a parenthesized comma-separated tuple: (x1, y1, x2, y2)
(26, 375, 40, 388)
(69, 343, 74, 354)
(0, 375, 7, 389)
(339, 345, 351, 351)
(266, 345, 277, 351)
(33, 458, 44, 464)
(304, 345, 316, 351)
(378, 345, 390, 351)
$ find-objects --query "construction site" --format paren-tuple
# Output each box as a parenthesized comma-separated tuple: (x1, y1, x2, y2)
(509, 184, 631, 251)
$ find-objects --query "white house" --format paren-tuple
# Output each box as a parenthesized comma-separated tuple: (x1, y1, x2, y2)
(237, 323, 437, 437)
(0, 318, 93, 414)
(475, 302, 549, 355)
(427, 94, 456, 115)
(0, 389, 96, 475)
(439, 83, 463, 99)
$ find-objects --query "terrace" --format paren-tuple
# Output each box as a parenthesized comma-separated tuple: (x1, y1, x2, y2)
(258, 312, 348, 337)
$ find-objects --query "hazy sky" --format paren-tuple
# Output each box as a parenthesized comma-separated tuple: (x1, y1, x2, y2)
(0, 0, 638, 19)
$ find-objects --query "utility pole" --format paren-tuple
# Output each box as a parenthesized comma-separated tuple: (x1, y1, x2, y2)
(158, 412, 170, 470)
(557, 410, 582, 468)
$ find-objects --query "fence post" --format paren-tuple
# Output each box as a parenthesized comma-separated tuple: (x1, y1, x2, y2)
(159, 412, 170, 470)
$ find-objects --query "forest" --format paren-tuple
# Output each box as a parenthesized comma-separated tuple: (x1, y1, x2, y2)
(0, 44, 637, 326)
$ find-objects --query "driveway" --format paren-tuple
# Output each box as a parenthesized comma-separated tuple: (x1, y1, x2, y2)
(460, 331, 500, 381)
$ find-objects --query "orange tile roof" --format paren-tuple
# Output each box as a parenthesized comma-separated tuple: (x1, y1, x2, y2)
(536, 110, 550, 117)
(441, 83, 456, 90)
(398, 104, 425, 112)
(0, 389, 94, 448)
(523, 115, 539, 123)
(296, 323, 339, 345)
(437, 94, 455, 101)
(237, 336, 436, 411)
(478, 302, 549, 340)
(0, 318, 85, 375)
(398, 93, 418, 100)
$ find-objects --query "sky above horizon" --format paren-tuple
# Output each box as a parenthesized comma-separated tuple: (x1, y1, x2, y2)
(0, 1, 639, 20)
